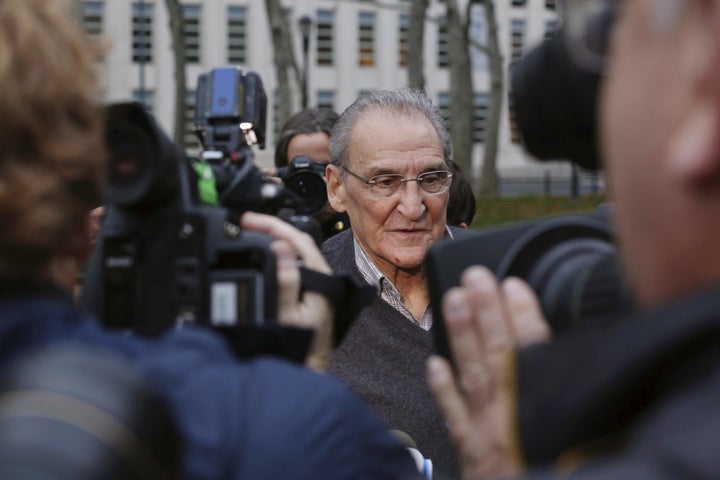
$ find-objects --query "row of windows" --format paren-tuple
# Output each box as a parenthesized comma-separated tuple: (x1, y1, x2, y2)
(132, 86, 514, 151)
(82, 2, 555, 69)
(511, 0, 556, 8)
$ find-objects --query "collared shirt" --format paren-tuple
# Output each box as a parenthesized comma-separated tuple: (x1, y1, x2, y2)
(354, 226, 454, 331)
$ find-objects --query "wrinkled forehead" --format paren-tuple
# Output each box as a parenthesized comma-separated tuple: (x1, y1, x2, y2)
(347, 110, 444, 167)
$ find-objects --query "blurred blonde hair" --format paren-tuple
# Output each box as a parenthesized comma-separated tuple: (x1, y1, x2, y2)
(0, 0, 107, 280)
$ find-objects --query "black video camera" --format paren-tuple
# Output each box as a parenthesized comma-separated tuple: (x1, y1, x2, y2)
(83, 67, 317, 336)
(426, 5, 634, 359)
(276, 155, 329, 217)
(427, 206, 633, 357)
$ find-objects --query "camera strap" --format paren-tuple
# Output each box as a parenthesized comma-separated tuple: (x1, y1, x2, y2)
(299, 267, 376, 347)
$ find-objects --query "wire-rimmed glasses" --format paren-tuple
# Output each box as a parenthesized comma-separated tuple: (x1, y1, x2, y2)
(339, 164, 453, 198)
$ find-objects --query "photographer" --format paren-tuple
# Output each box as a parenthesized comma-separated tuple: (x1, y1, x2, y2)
(267, 108, 351, 241)
(0, 1, 421, 479)
(427, 0, 720, 478)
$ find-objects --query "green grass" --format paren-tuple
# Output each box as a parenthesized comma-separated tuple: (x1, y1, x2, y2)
(470, 195, 608, 229)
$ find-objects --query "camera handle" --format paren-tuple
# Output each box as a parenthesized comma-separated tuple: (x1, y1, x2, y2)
(299, 267, 375, 346)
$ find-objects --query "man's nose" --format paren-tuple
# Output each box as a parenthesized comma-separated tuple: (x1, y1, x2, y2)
(396, 181, 426, 219)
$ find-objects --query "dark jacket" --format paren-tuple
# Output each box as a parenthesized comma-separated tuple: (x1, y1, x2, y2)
(322, 228, 472, 480)
(0, 286, 421, 480)
(516, 285, 720, 478)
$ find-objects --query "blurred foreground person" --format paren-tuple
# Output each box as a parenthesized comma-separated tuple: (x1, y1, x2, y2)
(428, 1, 720, 479)
(0, 1, 420, 478)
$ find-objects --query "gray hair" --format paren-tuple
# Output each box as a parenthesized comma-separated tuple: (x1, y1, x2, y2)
(329, 88, 453, 168)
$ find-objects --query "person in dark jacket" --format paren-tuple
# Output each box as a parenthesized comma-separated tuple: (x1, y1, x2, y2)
(323, 88, 473, 479)
(0, 1, 421, 479)
(427, 1, 720, 479)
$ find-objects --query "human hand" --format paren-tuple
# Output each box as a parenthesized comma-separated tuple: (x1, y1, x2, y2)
(259, 166, 283, 185)
(426, 266, 550, 480)
(240, 211, 334, 372)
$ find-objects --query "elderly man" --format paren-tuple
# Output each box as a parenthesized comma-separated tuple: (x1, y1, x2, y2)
(323, 88, 470, 478)
(429, 0, 720, 479)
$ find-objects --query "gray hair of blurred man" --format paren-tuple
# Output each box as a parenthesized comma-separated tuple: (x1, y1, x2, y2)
(329, 88, 453, 168)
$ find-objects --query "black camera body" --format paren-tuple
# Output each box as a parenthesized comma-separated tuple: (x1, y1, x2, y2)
(276, 155, 329, 217)
(84, 100, 278, 335)
(425, 6, 633, 361)
(84, 67, 316, 335)
(427, 206, 633, 360)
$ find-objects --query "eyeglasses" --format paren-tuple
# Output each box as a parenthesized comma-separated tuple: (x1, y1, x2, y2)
(339, 165, 453, 198)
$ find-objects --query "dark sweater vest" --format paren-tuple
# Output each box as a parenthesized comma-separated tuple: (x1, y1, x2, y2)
(322, 229, 463, 479)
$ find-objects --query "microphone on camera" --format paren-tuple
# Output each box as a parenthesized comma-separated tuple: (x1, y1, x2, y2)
(390, 430, 433, 480)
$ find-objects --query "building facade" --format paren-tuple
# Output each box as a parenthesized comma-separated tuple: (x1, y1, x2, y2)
(82, 0, 562, 175)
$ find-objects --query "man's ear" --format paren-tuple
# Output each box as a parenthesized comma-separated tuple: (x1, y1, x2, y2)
(325, 164, 347, 213)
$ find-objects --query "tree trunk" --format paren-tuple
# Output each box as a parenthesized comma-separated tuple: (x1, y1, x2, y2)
(478, 0, 502, 198)
(265, 0, 298, 132)
(407, 0, 429, 90)
(445, 0, 474, 178)
(164, 0, 186, 146)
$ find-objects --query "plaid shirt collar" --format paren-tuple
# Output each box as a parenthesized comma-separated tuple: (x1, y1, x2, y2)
(353, 226, 454, 331)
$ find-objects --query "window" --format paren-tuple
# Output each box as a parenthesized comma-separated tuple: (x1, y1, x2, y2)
(82, 1, 104, 37)
(546, 0, 557, 11)
(437, 16, 448, 68)
(183, 4, 202, 64)
(508, 106, 521, 144)
(272, 89, 281, 143)
(317, 90, 335, 110)
(512, 0, 527, 6)
(510, 18, 526, 64)
(473, 93, 489, 144)
(132, 89, 155, 115)
(185, 90, 201, 152)
(316, 10, 334, 66)
(132, 2, 153, 63)
(469, 5, 488, 71)
(398, 14, 409, 67)
(227, 6, 247, 65)
(358, 11, 376, 67)
(544, 19, 557, 39)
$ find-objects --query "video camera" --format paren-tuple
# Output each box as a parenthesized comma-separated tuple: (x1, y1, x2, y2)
(426, 3, 633, 357)
(83, 67, 321, 338)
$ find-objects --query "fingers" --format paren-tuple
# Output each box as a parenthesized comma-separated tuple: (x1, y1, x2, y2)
(426, 356, 471, 440)
(241, 212, 331, 274)
(461, 267, 515, 355)
(502, 277, 551, 347)
(270, 240, 301, 326)
(442, 288, 494, 404)
(439, 266, 549, 400)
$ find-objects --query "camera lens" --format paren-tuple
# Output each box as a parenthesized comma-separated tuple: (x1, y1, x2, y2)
(104, 103, 181, 211)
(285, 172, 328, 217)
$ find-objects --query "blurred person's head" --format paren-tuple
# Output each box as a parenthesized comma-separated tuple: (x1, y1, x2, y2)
(326, 88, 452, 274)
(274, 108, 339, 168)
(0, 0, 106, 288)
(446, 163, 475, 228)
(600, 0, 720, 307)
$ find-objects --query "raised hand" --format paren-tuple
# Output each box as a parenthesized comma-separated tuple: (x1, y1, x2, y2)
(427, 266, 550, 480)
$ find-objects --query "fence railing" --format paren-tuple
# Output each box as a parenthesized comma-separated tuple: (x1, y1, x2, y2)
(496, 168, 605, 198)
